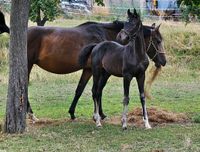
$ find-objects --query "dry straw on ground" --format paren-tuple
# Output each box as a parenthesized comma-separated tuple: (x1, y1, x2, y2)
(29, 107, 189, 128)
(108, 107, 189, 127)
(128, 107, 189, 127)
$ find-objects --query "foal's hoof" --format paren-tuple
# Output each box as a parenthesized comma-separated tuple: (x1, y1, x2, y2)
(93, 116, 96, 122)
(93, 115, 101, 122)
(144, 121, 152, 129)
(70, 115, 76, 120)
(122, 126, 127, 130)
(96, 123, 102, 128)
(145, 125, 152, 129)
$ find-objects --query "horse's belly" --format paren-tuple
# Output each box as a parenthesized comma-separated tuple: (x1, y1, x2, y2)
(37, 59, 80, 74)
(102, 53, 123, 76)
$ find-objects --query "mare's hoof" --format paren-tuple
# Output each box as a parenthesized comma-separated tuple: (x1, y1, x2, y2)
(28, 113, 39, 123)
(69, 111, 76, 120)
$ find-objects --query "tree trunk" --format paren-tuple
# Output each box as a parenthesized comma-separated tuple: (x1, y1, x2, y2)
(4, 0, 30, 133)
(37, 16, 48, 26)
(35, 6, 48, 26)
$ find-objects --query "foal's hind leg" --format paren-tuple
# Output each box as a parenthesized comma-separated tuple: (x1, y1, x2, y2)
(68, 68, 92, 120)
(136, 74, 151, 129)
(96, 70, 110, 120)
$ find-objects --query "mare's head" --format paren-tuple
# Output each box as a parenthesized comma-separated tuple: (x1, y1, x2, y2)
(144, 23, 166, 67)
(116, 9, 142, 42)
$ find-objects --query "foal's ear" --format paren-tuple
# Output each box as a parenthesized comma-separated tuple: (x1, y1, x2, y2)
(155, 23, 161, 31)
(133, 8, 138, 16)
(127, 9, 132, 17)
(152, 23, 156, 28)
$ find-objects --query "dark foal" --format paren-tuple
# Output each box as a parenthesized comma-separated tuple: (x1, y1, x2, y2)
(78, 23, 166, 121)
(79, 9, 151, 129)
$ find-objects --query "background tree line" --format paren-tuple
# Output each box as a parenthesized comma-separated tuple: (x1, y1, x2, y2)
(1, 0, 200, 26)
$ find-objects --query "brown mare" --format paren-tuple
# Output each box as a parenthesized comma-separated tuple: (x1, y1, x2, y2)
(27, 19, 124, 120)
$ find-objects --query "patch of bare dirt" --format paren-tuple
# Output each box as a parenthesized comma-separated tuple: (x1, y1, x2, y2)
(108, 107, 189, 127)
(27, 107, 189, 128)
(27, 118, 70, 128)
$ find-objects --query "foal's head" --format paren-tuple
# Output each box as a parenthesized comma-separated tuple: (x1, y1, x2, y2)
(116, 9, 142, 42)
(117, 13, 167, 68)
(145, 23, 166, 67)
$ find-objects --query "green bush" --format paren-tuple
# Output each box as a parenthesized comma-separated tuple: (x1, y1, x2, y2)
(192, 114, 200, 123)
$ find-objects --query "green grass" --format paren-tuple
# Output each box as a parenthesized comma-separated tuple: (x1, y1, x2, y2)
(0, 20, 200, 151)
(0, 123, 200, 152)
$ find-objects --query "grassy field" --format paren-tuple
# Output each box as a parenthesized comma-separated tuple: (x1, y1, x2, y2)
(0, 19, 200, 152)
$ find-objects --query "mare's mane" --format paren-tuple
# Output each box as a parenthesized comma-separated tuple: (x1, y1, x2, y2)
(78, 20, 124, 31)
(143, 26, 153, 37)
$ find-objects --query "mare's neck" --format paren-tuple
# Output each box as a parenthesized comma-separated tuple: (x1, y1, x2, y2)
(104, 27, 122, 41)
(103, 22, 123, 41)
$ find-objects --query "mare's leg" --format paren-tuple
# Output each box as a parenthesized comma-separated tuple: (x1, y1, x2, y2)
(68, 68, 92, 120)
(27, 62, 39, 122)
(136, 74, 151, 129)
(121, 74, 132, 130)
(97, 70, 110, 120)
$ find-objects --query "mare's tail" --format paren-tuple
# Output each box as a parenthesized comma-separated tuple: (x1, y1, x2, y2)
(79, 43, 97, 67)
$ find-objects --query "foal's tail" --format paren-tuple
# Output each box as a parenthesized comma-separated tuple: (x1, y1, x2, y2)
(79, 43, 97, 67)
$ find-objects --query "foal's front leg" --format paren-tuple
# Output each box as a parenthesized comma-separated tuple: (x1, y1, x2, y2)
(136, 74, 151, 129)
(122, 75, 132, 130)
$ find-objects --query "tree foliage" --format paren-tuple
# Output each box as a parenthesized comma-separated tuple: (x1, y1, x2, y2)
(178, 0, 200, 22)
(94, 0, 104, 6)
(29, 0, 60, 26)
(29, 0, 105, 26)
